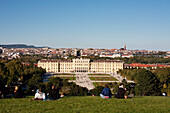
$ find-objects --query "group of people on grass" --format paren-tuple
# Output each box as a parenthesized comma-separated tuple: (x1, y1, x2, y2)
(100, 83, 129, 99)
(34, 83, 129, 100)
(0, 84, 64, 100)
(1, 83, 130, 100)
(0, 85, 25, 99)
(32, 85, 64, 101)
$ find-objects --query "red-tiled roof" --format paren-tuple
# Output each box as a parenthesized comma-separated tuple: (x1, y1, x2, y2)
(129, 63, 167, 67)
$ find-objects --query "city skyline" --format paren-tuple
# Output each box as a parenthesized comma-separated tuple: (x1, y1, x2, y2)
(0, 43, 168, 51)
(0, 0, 170, 51)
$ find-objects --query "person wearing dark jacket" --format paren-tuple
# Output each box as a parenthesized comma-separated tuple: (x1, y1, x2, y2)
(13, 86, 24, 98)
(116, 83, 126, 99)
(100, 84, 112, 99)
(49, 85, 60, 100)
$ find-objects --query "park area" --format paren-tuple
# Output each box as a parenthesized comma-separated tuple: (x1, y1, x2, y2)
(88, 74, 110, 76)
(90, 77, 118, 81)
(0, 96, 169, 113)
(58, 76, 76, 80)
(54, 73, 76, 75)
(93, 82, 114, 87)
(53, 74, 76, 80)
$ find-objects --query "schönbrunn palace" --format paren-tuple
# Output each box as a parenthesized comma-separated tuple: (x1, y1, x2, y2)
(38, 58, 123, 73)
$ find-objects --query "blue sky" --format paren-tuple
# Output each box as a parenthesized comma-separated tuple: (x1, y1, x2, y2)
(0, 0, 170, 51)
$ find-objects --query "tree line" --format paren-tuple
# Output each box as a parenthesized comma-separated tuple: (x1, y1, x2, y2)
(118, 68, 170, 96)
(0, 59, 46, 93)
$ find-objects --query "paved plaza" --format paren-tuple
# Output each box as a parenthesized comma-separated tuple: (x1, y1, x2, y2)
(75, 73, 95, 90)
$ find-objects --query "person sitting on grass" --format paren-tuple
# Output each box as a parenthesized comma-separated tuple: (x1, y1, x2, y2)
(49, 85, 60, 100)
(100, 84, 112, 99)
(34, 88, 45, 100)
(13, 86, 24, 98)
(116, 83, 127, 99)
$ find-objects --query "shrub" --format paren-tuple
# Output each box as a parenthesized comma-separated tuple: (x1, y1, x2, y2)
(90, 86, 104, 96)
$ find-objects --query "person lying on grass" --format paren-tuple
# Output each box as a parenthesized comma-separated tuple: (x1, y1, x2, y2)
(100, 84, 112, 99)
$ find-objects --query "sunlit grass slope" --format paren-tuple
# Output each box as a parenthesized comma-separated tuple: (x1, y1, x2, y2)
(0, 96, 169, 113)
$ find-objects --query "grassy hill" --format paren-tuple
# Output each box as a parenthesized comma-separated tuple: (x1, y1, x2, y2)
(0, 96, 170, 113)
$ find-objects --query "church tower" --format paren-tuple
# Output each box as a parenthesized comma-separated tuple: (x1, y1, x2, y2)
(124, 44, 126, 50)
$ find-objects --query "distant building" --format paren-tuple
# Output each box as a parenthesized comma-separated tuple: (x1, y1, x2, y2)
(38, 58, 124, 73)
(122, 54, 134, 58)
(120, 43, 126, 50)
(164, 52, 170, 58)
(125, 63, 168, 69)
(99, 54, 121, 58)
(74, 49, 80, 56)
(0, 49, 2, 54)
(124, 43, 126, 50)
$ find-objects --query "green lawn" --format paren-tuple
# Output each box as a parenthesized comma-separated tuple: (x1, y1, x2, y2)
(0, 96, 169, 113)
(58, 77, 76, 80)
(88, 73, 110, 76)
(93, 82, 98, 87)
(54, 73, 76, 75)
(90, 77, 118, 81)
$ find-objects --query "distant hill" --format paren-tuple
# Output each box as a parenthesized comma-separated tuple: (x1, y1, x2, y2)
(0, 44, 50, 48)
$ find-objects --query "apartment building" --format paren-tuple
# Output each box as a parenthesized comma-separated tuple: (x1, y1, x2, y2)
(38, 58, 124, 73)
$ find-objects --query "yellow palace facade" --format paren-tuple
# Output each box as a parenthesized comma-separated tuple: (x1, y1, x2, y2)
(38, 58, 123, 73)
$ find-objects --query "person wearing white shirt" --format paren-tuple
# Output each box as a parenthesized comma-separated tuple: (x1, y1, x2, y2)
(34, 88, 45, 100)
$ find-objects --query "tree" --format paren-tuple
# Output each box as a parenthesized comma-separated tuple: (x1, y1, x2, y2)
(27, 74, 43, 91)
(5, 60, 23, 85)
(112, 82, 119, 94)
(154, 68, 170, 88)
(68, 83, 88, 96)
(48, 77, 62, 88)
(135, 69, 161, 96)
(90, 86, 103, 96)
(0, 75, 5, 90)
(118, 69, 138, 82)
(122, 79, 127, 85)
(0, 63, 8, 85)
(23, 64, 46, 91)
